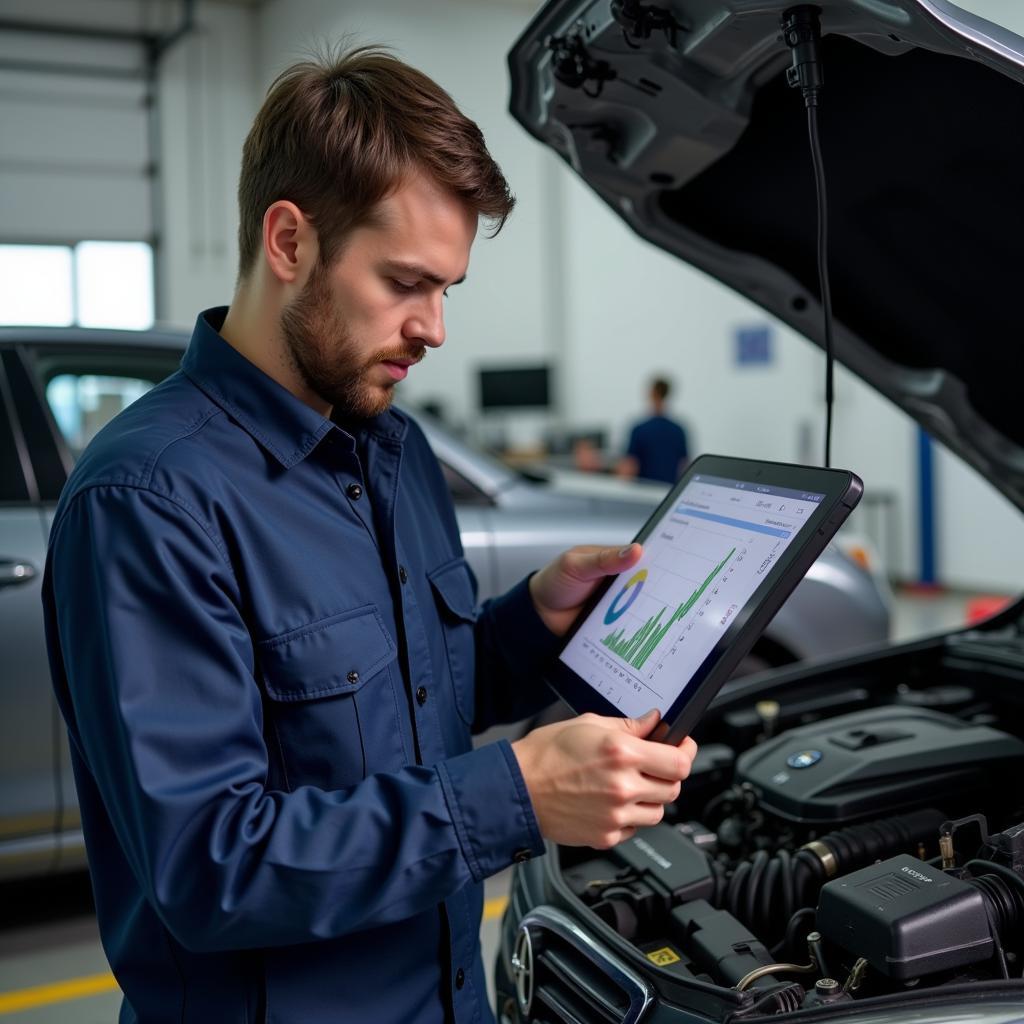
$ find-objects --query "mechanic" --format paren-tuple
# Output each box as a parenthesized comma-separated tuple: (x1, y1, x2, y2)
(42, 48, 697, 1023)
(618, 376, 691, 484)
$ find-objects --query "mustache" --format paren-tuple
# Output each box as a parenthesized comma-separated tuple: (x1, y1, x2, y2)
(375, 346, 427, 366)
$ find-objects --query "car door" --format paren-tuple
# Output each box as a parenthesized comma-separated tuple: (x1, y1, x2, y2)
(0, 348, 58, 878)
(12, 341, 184, 870)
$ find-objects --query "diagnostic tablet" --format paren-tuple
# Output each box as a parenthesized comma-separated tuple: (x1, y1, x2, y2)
(547, 454, 863, 744)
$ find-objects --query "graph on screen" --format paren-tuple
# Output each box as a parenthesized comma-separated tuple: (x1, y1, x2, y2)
(558, 473, 822, 717)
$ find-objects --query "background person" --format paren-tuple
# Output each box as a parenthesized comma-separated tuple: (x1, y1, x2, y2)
(617, 375, 690, 484)
(42, 48, 697, 1024)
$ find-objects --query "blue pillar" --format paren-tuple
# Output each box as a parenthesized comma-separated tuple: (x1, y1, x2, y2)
(917, 427, 937, 586)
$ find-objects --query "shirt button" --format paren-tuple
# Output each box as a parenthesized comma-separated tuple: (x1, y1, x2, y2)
(347, 671, 359, 684)
(416, 686, 428, 706)
(454, 967, 465, 990)
(346, 483, 363, 500)
(513, 848, 532, 863)
(399, 565, 408, 584)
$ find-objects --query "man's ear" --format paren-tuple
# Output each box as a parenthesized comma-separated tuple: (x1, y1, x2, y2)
(262, 200, 318, 285)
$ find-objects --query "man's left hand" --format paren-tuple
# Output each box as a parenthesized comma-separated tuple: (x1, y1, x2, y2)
(529, 543, 642, 636)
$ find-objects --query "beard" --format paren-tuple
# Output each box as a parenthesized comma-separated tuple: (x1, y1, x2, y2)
(279, 262, 424, 421)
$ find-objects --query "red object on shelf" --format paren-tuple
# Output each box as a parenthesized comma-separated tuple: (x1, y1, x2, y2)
(964, 595, 1012, 624)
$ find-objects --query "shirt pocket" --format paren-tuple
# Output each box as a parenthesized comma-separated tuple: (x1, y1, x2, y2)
(427, 558, 479, 727)
(256, 606, 404, 788)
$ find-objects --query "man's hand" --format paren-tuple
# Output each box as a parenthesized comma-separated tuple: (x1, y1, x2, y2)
(529, 543, 642, 636)
(511, 709, 698, 849)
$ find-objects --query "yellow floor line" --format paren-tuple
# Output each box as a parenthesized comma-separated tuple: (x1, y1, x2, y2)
(484, 894, 509, 920)
(0, 901, 509, 1013)
(0, 972, 119, 1014)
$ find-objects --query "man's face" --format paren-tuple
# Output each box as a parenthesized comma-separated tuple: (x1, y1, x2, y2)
(280, 172, 477, 420)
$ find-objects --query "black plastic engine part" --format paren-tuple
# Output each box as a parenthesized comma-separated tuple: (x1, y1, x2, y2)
(710, 808, 946, 942)
(670, 900, 778, 988)
(978, 820, 1024, 871)
(612, 823, 715, 904)
(590, 882, 661, 940)
(563, 824, 715, 941)
(735, 707, 1024, 824)
(817, 854, 994, 979)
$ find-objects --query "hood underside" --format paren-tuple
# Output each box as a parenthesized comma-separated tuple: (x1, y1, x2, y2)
(509, 0, 1024, 509)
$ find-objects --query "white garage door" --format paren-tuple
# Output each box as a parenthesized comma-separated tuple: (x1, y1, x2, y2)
(0, 19, 151, 244)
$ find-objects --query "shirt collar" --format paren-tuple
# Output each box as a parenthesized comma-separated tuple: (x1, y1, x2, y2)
(181, 307, 408, 469)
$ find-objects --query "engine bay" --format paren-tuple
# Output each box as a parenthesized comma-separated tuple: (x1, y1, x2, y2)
(545, 675, 1024, 1017)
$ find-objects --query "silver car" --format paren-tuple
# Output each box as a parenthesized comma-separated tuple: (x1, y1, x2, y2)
(0, 327, 889, 880)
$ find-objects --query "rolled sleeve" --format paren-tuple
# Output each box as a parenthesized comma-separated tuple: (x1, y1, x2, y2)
(436, 739, 544, 882)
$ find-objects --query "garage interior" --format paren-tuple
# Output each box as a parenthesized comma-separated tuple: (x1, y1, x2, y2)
(2, 0, 1023, 1020)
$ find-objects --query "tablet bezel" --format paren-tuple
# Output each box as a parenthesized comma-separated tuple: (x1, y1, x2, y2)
(544, 454, 863, 744)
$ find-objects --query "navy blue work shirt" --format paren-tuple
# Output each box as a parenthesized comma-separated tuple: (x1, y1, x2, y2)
(626, 414, 689, 485)
(42, 308, 558, 1024)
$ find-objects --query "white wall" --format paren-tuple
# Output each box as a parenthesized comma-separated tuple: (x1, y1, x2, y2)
(157, 0, 1024, 592)
(256, 0, 558, 447)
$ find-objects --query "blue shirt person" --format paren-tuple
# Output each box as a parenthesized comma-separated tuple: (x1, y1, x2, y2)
(41, 48, 697, 1024)
(618, 376, 690, 484)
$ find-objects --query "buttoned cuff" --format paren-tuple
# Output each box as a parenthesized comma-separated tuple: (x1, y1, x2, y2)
(436, 739, 545, 883)
(484, 575, 563, 672)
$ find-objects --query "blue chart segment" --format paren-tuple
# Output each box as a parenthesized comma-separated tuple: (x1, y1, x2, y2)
(604, 570, 648, 624)
(602, 549, 734, 669)
(558, 473, 822, 717)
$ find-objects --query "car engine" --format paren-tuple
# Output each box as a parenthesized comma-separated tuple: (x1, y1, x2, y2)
(530, 701, 1024, 1017)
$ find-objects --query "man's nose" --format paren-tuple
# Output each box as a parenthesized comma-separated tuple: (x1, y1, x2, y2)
(404, 295, 446, 349)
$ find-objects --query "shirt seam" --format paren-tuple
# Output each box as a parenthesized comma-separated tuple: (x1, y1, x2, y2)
(53, 481, 239, 590)
(138, 405, 222, 487)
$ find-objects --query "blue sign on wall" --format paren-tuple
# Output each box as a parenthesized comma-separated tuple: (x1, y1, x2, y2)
(735, 325, 773, 365)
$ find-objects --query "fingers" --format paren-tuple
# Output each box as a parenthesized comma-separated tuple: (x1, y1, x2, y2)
(632, 776, 682, 805)
(678, 736, 698, 762)
(602, 715, 696, 781)
(618, 707, 661, 738)
(560, 542, 642, 583)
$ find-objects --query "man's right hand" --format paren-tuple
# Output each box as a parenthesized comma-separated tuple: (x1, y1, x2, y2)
(510, 709, 698, 849)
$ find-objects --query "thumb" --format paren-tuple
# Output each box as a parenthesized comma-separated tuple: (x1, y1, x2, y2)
(563, 542, 642, 583)
(619, 707, 661, 738)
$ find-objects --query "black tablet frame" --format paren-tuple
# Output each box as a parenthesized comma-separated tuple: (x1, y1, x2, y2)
(544, 454, 863, 744)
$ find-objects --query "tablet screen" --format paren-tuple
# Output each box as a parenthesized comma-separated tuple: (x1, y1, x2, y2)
(557, 471, 826, 718)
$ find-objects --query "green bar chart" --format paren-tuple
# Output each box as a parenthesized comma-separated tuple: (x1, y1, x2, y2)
(601, 547, 735, 669)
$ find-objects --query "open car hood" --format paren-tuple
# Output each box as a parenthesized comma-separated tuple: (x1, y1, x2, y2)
(509, 1, 1024, 509)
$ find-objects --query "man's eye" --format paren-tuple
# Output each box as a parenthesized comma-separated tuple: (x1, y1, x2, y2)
(391, 280, 418, 293)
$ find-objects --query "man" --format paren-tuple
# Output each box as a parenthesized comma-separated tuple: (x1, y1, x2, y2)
(618, 376, 691, 484)
(42, 48, 697, 1023)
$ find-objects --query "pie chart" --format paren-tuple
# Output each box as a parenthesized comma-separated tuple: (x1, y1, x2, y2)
(604, 569, 648, 625)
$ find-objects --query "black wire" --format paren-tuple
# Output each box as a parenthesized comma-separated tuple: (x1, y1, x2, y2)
(806, 101, 835, 469)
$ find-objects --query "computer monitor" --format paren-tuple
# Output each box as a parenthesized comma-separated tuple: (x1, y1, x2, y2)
(478, 365, 551, 411)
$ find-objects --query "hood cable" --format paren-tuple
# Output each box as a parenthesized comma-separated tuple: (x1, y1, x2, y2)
(783, 6, 834, 468)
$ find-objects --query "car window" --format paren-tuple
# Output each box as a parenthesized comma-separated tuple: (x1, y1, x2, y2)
(47, 374, 154, 459)
(27, 348, 181, 463)
(439, 460, 492, 507)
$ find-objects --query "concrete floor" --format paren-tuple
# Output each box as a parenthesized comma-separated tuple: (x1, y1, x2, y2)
(0, 587, 991, 1021)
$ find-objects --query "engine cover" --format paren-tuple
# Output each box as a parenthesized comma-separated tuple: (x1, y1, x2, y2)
(735, 707, 1024, 824)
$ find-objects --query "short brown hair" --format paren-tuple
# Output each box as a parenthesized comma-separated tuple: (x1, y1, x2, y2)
(652, 377, 671, 401)
(236, 45, 515, 277)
